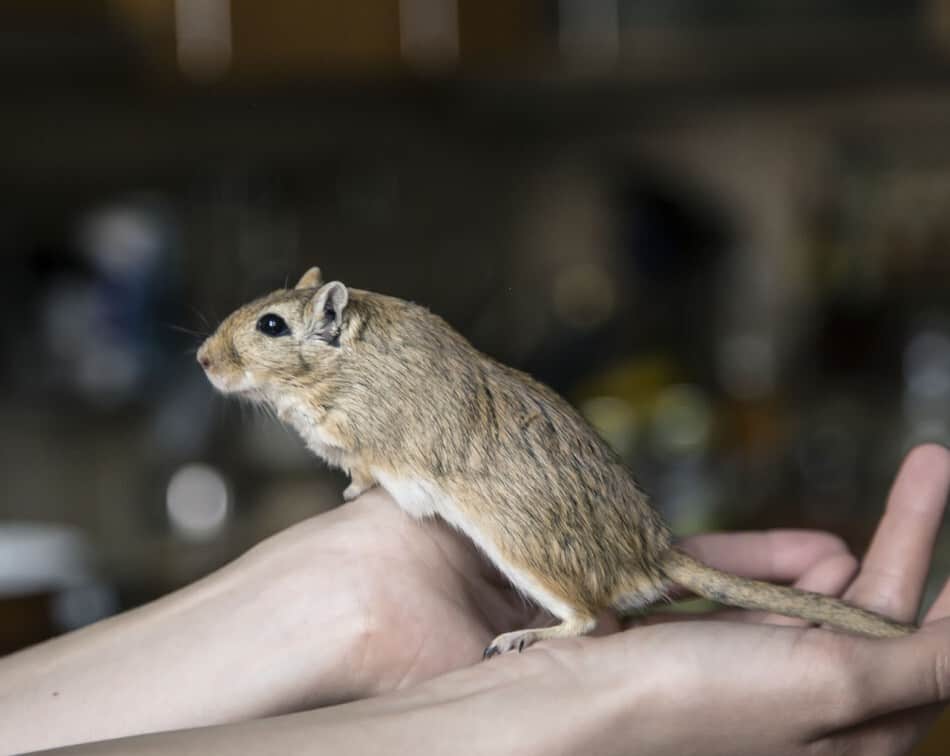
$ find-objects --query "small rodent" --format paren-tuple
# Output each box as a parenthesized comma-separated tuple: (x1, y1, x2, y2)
(197, 267, 914, 656)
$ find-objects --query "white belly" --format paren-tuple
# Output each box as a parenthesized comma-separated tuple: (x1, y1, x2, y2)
(371, 468, 576, 621)
(371, 469, 445, 519)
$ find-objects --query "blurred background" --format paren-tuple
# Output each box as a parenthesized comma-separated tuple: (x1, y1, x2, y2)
(1, 1, 949, 749)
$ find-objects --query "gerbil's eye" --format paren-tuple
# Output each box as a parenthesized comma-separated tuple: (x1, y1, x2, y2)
(256, 313, 290, 337)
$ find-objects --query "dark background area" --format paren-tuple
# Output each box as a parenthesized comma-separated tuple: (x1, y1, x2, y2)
(1, 2, 949, 750)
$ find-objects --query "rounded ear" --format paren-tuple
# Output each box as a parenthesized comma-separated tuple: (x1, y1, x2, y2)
(295, 267, 323, 290)
(307, 281, 349, 345)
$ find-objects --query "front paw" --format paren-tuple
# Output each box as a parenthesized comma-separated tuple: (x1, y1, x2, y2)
(343, 482, 371, 501)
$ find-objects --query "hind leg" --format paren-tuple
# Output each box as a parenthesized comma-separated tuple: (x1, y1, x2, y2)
(610, 575, 670, 621)
(483, 613, 597, 658)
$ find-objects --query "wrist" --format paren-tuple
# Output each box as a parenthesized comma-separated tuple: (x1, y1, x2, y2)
(225, 510, 378, 710)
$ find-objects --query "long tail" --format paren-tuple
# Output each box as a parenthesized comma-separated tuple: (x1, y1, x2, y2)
(661, 548, 914, 638)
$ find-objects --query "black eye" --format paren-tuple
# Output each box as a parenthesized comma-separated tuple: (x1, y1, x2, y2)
(256, 313, 290, 337)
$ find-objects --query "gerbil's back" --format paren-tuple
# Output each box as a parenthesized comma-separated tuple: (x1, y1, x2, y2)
(472, 358, 673, 602)
(347, 292, 672, 604)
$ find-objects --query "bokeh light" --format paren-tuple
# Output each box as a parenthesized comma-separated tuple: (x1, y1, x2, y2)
(166, 464, 231, 541)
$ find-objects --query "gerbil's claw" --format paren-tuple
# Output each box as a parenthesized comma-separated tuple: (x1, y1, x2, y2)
(484, 618, 595, 656)
(484, 629, 540, 657)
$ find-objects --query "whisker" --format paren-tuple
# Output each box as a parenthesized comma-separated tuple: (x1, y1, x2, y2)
(165, 322, 209, 339)
(189, 305, 213, 331)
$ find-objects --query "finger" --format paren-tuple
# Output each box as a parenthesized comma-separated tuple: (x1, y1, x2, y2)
(677, 529, 852, 584)
(850, 619, 950, 718)
(845, 444, 950, 622)
(846, 619, 950, 723)
(760, 551, 859, 627)
(819, 578, 950, 755)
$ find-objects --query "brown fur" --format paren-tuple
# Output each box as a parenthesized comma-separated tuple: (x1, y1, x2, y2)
(198, 267, 914, 656)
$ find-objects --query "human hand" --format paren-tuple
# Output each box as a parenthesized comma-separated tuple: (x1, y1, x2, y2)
(28, 445, 947, 755)
(314, 443, 950, 756)
(56, 445, 949, 756)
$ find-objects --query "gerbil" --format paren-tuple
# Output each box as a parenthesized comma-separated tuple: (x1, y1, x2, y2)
(197, 267, 913, 656)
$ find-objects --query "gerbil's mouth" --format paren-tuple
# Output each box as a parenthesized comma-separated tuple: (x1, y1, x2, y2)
(196, 344, 266, 398)
(202, 367, 260, 396)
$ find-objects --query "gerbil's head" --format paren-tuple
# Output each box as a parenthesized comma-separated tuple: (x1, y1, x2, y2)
(197, 266, 351, 402)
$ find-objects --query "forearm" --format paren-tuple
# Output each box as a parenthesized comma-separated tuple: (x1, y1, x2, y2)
(0, 514, 371, 754)
(41, 654, 630, 756)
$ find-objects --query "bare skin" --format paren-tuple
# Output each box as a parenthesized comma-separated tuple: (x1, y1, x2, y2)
(2, 445, 949, 755)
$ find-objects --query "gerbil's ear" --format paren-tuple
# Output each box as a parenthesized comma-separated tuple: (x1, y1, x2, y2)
(295, 267, 323, 290)
(307, 281, 349, 345)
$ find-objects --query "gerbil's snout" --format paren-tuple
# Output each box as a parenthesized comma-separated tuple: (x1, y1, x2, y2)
(196, 335, 256, 395)
(196, 343, 212, 370)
